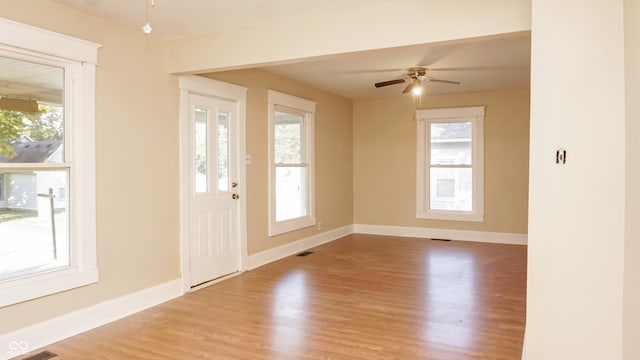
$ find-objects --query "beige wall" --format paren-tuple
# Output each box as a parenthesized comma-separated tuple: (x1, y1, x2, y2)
(201, 69, 353, 254)
(0, 0, 181, 334)
(353, 90, 530, 234)
(527, 0, 626, 359)
(624, 0, 640, 358)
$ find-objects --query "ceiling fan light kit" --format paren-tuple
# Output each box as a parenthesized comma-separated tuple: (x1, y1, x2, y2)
(411, 79, 423, 95)
(374, 67, 461, 95)
(142, 22, 152, 34)
(142, 0, 156, 34)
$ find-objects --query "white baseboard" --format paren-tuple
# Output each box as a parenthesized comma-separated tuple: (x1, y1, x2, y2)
(0, 279, 183, 360)
(353, 224, 527, 245)
(248, 225, 354, 270)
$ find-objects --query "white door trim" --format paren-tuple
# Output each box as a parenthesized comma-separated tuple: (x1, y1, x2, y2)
(179, 75, 248, 293)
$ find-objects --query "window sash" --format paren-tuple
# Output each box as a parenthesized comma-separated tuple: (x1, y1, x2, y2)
(416, 106, 484, 222)
(274, 106, 306, 165)
(428, 164, 472, 169)
(268, 90, 316, 236)
(0, 17, 99, 307)
(0, 172, 4, 201)
(0, 54, 71, 283)
(274, 164, 309, 222)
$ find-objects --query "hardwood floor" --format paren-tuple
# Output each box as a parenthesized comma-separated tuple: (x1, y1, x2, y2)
(24, 234, 527, 360)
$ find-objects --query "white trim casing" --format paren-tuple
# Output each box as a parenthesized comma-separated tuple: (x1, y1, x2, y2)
(0, 18, 99, 64)
(0, 18, 100, 307)
(0, 279, 182, 360)
(267, 90, 317, 236)
(416, 106, 485, 222)
(178, 75, 248, 293)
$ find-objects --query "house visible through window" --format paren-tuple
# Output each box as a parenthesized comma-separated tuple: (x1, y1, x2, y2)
(268, 90, 316, 236)
(0, 58, 68, 282)
(0, 18, 99, 307)
(416, 106, 485, 222)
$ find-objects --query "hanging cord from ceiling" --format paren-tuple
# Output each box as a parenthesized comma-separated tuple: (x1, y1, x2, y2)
(142, 0, 156, 34)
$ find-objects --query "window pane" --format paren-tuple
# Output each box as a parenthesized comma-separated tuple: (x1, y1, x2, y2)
(0, 57, 64, 163)
(218, 112, 229, 192)
(275, 166, 307, 222)
(430, 122, 471, 165)
(0, 169, 69, 281)
(430, 167, 472, 211)
(194, 108, 208, 193)
(274, 110, 303, 164)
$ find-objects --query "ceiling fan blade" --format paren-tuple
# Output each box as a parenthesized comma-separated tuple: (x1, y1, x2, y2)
(428, 78, 461, 85)
(374, 79, 406, 88)
(402, 83, 415, 94)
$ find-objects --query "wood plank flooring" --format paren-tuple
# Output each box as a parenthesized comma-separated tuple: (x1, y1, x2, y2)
(21, 234, 527, 360)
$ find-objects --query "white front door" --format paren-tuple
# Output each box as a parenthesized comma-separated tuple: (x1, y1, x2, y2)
(187, 93, 240, 287)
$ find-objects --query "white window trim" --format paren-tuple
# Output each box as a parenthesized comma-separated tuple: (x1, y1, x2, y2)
(267, 90, 316, 236)
(416, 106, 485, 222)
(0, 18, 100, 307)
(0, 172, 4, 201)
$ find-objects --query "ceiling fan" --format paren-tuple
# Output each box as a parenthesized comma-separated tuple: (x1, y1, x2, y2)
(374, 67, 460, 95)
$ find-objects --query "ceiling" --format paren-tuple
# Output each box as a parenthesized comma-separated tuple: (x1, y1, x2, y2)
(51, 0, 531, 100)
(261, 34, 530, 99)
(53, 0, 398, 40)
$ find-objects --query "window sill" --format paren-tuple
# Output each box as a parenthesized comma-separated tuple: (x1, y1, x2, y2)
(0, 267, 98, 308)
(269, 216, 316, 237)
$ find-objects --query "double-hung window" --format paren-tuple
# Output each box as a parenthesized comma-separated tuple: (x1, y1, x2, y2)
(268, 90, 316, 236)
(416, 106, 485, 222)
(0, 18, 99, 307)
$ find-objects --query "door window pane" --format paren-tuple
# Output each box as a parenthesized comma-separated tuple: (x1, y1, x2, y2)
(274, 111, 303, 164)
(217, 112, 229, 192)
(430, 122, 472, 165)
(275, 166, 307, 222)
(194, 108, 208, 193)
(0, 169, 69, 281)
(429, 167, 472, 211)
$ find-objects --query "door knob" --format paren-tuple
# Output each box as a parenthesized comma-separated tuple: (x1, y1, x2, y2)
(232, 193, 240, 200)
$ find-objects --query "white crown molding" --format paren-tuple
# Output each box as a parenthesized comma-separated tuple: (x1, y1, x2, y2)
(0, 17, 100, 64)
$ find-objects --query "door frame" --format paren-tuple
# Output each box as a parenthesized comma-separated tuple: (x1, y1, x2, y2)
(178, 75, 248, 293)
